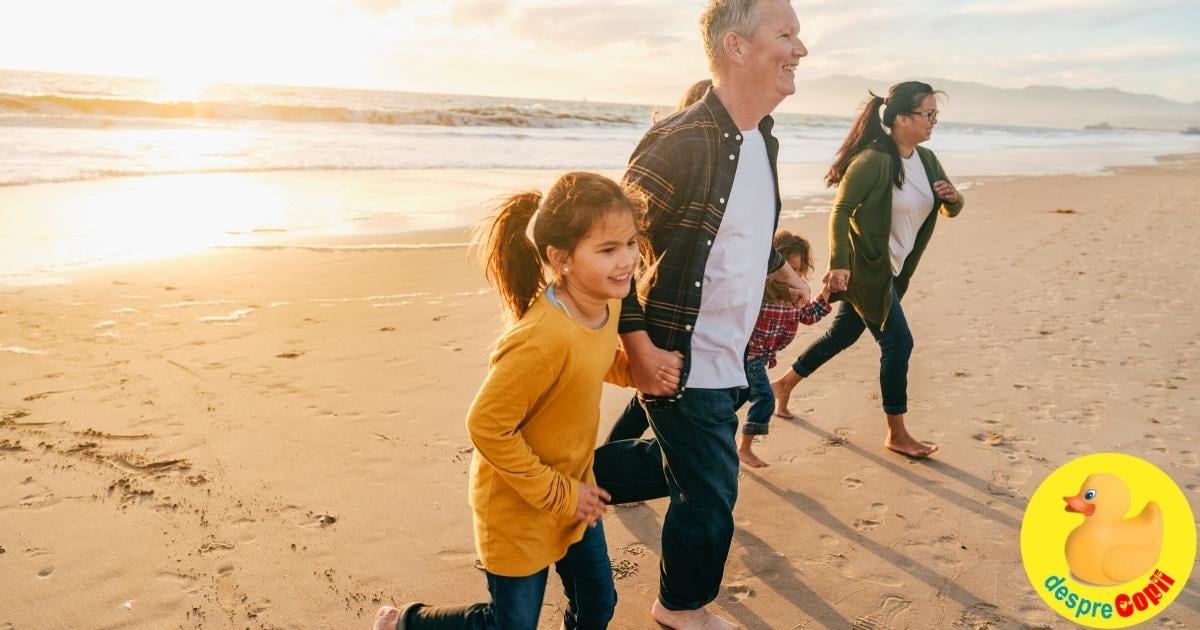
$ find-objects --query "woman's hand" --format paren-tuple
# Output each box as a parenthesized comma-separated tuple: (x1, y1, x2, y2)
(825, 268, 850, 293)
(573, 482, 611, 526)
(933, 180, 958, 204)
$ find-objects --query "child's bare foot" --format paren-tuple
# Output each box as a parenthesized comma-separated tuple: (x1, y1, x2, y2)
(737, 447, 769, 468)
(769, 379, 794, 418)
(737, 434, 769, 468)
(652, 599, 737, 629)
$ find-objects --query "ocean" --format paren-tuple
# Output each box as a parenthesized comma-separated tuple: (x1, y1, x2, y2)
(2, 68, 1199, 282)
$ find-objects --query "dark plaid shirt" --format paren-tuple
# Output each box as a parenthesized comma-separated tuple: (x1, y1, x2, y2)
(620, 88, 786, 390)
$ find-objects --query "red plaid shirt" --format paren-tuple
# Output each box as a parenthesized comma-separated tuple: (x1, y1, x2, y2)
(746, 297, 832, 367)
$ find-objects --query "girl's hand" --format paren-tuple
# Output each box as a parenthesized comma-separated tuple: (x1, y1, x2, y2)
(573, 482, 611, 526)
(933, 180, 958, 204)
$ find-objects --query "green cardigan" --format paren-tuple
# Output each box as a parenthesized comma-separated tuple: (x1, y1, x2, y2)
(828, 144, 965, 329)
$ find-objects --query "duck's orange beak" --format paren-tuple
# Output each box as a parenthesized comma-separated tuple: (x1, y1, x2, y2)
(1064, 494, 1095, 516)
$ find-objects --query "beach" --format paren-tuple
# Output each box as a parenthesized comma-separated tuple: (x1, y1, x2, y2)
(2, 155, 1199, 629)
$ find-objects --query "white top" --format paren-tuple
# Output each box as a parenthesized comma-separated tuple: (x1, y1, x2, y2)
(889, 150, 935, 276)
(688, 128, 775, 389)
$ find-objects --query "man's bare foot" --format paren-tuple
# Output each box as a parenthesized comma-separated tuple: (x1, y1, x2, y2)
(374, 603, 420, 630)
(737, 447, 769, 468)
(769, 379, 794, 418)
(374, 606, 401, 630)
(652, 600, 737, 629)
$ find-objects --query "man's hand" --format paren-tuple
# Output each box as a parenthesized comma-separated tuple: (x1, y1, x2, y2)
(621, 331, 684, 396)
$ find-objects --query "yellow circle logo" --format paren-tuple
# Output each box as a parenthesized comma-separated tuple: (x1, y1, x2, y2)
(1021, 453, 1195, 627)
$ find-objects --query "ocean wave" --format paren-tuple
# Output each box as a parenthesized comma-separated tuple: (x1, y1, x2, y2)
(0, 92, 641, 129)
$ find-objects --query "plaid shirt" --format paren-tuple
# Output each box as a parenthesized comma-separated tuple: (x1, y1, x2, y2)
(620, 88, 786, 393)
(746, 297, 832, 368)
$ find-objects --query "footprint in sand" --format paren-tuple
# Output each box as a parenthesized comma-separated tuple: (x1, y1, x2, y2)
(851, 594, 911, 630)
(1172, 451, 1199, 468)
(841, 476, 863, 489)
(36, 567, 54, 579)
(724, 582, 754, 603)
(853, 503, 888, 533)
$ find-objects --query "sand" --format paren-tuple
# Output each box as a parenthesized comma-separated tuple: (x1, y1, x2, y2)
(2, 156, 1198, 629)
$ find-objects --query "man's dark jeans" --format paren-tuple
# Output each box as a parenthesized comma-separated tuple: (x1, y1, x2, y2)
(402, 521, 615, 629)
(594, 387, 740, 611)
(791, 285, 912, 415)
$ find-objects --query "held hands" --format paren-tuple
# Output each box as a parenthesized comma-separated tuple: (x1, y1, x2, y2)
(627, 338, 684, 396)
(573, 482, 611, 527)
(825, 268, 850, 293)
(786, 277, 812, 306)
(933, 180, 958, 204)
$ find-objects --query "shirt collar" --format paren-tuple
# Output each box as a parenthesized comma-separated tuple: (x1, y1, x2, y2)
(701, 86, 775, 144)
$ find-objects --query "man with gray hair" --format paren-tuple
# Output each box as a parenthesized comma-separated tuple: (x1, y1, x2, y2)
(594, 0, 808, 627)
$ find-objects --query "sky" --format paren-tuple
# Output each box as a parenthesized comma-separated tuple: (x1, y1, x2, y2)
(1, 0, 1198, 107)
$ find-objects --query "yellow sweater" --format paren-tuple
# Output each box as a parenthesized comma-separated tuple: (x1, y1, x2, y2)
(467, 294, 632, 576)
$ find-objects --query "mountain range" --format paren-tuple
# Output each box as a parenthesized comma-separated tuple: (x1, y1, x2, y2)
(785, 75, 1200, 132)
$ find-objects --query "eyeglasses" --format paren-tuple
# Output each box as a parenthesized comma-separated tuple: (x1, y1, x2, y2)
(907, 109, 939, 123)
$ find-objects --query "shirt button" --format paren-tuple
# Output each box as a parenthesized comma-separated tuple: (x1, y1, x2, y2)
(736, 134, 742, 141)
(685, 324, 692, 331)
(719, 197, 725, 204)
(729, 154, 736, 160)
(723, 132, 729, 138)
(694, 281, 701, 287)
(706, 239, 713, 246)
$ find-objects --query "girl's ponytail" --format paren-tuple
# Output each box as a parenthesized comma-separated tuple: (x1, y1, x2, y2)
(478, 191, 545, 320)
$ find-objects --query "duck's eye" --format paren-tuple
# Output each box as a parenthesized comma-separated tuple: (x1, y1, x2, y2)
(1084, 489, 1097, 501)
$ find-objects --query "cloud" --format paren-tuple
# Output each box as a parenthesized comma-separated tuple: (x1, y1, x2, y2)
(451, 0, 512, 26)
(507, 3, 695, 53)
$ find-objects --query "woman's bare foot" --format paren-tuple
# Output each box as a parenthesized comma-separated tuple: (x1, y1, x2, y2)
(652, 599, 737, 629)
(884, 414, 938, 458)
(770, 373, 801, 418)
(737, 434, 769, 468)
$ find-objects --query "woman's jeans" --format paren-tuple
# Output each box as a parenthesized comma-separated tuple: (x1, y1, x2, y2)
(402, 521, 616, 629)
(791, 286, 912, 415)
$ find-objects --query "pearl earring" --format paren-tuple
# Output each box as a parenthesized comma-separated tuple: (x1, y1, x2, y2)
(562, 266, 569, 273)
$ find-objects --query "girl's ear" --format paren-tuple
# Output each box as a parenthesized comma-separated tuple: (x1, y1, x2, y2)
(546, 245, 569, 272)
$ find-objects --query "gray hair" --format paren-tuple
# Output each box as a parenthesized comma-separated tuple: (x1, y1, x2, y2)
(699, 0, 766, 75)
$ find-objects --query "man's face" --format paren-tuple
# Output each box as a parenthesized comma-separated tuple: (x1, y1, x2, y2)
(742, 0, 806, 102)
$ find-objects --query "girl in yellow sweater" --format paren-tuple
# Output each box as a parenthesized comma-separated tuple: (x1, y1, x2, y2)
(375, 172, 660, 630)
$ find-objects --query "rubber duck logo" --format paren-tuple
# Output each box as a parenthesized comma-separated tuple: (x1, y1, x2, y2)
(1063, 473, 1163, 586)
(1021, 454, 1195, 628)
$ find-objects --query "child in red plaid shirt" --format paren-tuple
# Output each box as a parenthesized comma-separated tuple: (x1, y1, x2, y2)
(737, 231, 832, 467)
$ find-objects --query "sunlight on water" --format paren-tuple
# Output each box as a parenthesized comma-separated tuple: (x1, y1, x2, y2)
(0, 174, 293, 279)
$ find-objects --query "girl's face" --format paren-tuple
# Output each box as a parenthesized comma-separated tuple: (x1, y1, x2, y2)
(786, 253, 809, 278)
(562, 210, 640, 301)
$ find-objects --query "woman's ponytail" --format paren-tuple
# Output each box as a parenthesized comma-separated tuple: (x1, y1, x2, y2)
(825, 93, 891, 187)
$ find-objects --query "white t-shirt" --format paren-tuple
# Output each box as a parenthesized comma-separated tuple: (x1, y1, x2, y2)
(889, 151, 935, 276)
(688, 128, 775, 389)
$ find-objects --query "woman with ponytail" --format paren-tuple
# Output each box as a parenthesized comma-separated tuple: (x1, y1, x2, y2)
(772, 81, 965, 458)
(375, 172, 667, 630)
